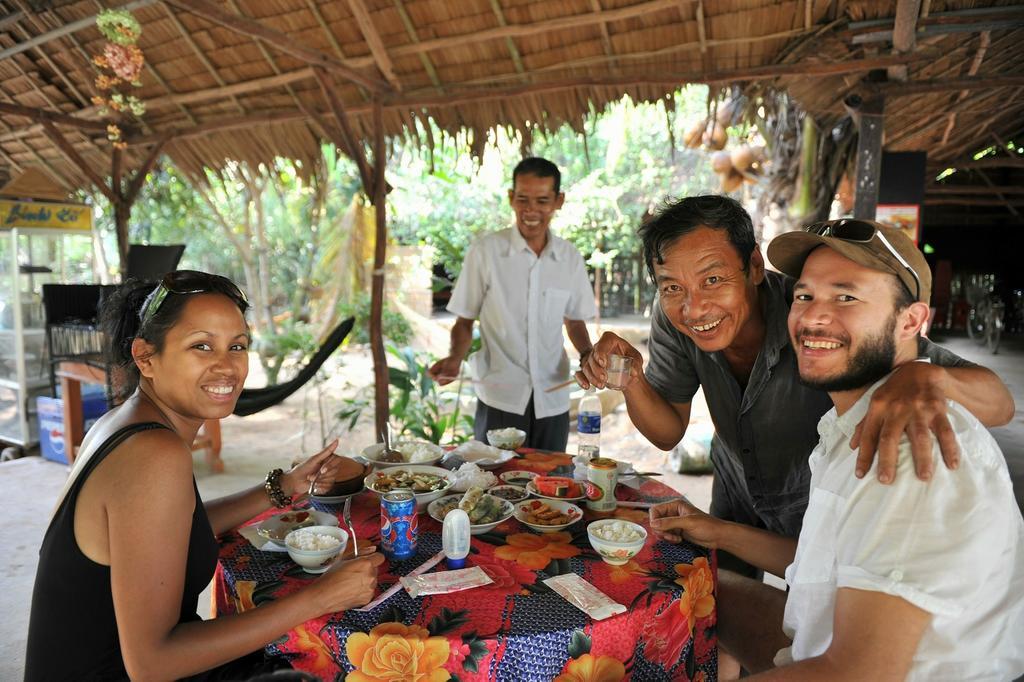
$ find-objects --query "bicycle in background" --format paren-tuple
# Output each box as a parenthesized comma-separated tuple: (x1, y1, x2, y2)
(966, 280, 1004, 354)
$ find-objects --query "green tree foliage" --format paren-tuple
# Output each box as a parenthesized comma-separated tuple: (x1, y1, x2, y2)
(388, 86, 718, 280)
(87, 87, 720, 386)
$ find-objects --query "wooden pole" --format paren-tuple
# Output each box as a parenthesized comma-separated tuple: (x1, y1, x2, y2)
(369, 98, 389, 439)
(888, 0, 922, 81)
(848, 94, 886, 220)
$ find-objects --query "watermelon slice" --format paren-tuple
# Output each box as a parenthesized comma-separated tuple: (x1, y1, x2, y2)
(534, 476, 581, 498)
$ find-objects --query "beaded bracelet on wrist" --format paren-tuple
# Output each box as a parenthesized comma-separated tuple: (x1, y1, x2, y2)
(264, 468, 293, 508)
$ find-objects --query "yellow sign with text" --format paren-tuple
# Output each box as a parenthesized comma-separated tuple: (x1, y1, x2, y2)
(0, 200, 92, 231)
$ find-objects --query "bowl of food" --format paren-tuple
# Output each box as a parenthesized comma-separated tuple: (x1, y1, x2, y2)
(362, 440, 445, 468)
(487, 484, 530, 503)
(257, 509, 338, 545)
(363, 465, 455, 511)
(486, 427, 526, 450)
(284, 525, 348, 573)
(499, 470, 537, 487)
(586, 519, 647, 565)
(428, 490, 514, 535)
(514, 499, 583, 533)
(309, 456, 371, 503)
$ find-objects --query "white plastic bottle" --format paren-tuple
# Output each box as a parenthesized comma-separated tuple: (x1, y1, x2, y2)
(442, 508, 471, 569)
(577, 388, 601, 459)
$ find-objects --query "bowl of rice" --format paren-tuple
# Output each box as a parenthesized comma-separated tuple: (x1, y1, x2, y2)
(362, 440, 445, 468)
(284, 525, 348, 573)
(486, 427, 526, 450)
(586, 519, 647, 565)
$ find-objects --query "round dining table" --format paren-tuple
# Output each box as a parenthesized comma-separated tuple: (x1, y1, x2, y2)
(213, 449, 717, 681)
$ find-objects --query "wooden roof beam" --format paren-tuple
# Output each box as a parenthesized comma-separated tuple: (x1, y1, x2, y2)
(392, 0, 444, 91)
(0, 11, 26, 33)
(306, 0, 372, 105)
(487, 0, 529, 82)
(124, 135, 170, 206)
(941, 31, 990, 145)
(161, 3, 246, 115)
(128, 52, 931, 146)
(888, 0, 922, 81)
(223, 0, 313, 134)
(879, 74, 1024, 97)
(312, 67, 374, 193)
(927, 185, 1024, 195)
(589, 0, 618, 72)
(925, 197, 1024, 207)
(388, 0, 687, 58)
(163, 0, 391, 93)
(394, 52, 928, 108)
(40, 120, 116, 202)
(0, 102, 108, 132)
(348, 0, 401, 91)
(974, 168, 1021, 218)
(0, 0, 158, 60)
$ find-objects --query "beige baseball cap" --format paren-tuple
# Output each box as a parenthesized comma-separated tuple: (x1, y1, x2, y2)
(767, 219, 931, 303)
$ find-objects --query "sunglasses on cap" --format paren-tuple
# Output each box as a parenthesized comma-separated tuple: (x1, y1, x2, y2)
(138, 270, 248, 328)
(804, 219, 921, 301)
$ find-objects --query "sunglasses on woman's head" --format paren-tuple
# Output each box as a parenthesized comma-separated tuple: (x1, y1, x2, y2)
(803, 219, 921, 301)
(138, 270, 248, 327)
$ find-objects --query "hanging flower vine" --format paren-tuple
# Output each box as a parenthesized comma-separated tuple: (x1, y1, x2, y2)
(91, 9, 146, 148)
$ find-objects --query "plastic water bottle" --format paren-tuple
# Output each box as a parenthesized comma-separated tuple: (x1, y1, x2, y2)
(577, 388, 602, 459)
(442, 508, 471, 569)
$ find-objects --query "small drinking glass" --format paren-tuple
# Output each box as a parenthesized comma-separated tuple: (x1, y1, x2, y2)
(605, 354, 633, 390)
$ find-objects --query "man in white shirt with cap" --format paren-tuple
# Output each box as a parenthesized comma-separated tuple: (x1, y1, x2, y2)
(650, 220, 1024, 680)
(429, 158, 595, 451)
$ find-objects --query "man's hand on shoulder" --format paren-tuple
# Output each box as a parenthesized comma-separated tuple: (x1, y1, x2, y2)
(851, 362, 958, 484)
(575, 331, 643, 390)
(428, 356, 463, 386)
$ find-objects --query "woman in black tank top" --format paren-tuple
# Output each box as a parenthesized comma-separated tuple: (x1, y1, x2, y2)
(25, 272, 383, 680)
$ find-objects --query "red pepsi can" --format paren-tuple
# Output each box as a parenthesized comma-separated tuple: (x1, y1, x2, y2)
(380, 490, 418, 559)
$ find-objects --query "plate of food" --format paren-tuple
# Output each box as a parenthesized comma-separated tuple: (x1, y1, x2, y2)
(449, 440, 517, 469)
(362, 440, 445, 468)
(525, 476, 593, 502)
(256, 509, 339, 545)
(499, 470, 538, 487)
(427, 487, 514, 535)
(487, 484, 530, 503)
(363, 465, 455, 511)
(514, 499, 583, 533)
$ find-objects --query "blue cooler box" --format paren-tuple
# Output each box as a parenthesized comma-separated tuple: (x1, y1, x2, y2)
(37, 394, 109, 465)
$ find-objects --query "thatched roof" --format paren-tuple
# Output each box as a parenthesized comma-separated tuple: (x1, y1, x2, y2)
(1, 0, 1022, 193)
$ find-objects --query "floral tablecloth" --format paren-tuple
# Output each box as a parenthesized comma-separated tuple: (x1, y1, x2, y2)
(214, 450, 717, 681)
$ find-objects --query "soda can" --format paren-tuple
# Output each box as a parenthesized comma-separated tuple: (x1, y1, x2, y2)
(587, 457, 619, 513)
(380, 490, 418, 559)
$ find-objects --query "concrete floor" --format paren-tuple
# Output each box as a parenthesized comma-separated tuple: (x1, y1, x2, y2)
(1, 330, 1021, 681)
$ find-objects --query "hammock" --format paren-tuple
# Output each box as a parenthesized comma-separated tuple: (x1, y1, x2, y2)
(232, 316, 355, 417)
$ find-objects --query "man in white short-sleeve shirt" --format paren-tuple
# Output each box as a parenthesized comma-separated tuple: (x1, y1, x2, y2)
(428, 158, 595, 451)
(649, 220, 1024, 680)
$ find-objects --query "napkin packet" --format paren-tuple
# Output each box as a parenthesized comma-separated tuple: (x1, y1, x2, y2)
(401, 566, 493, 598)
(543, 573, 627, 620)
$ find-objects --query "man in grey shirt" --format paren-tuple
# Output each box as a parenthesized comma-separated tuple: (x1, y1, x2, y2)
(578, 196, 1013, 561)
